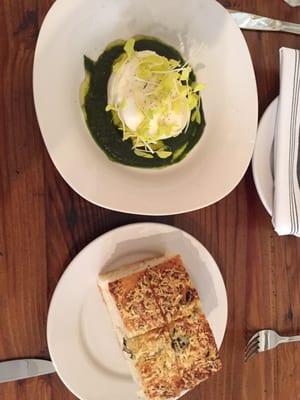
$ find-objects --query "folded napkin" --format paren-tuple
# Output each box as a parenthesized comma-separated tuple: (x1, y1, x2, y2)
(273, 47, 300, 236)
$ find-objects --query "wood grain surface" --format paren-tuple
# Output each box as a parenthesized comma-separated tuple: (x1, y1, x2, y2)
(0, 0, 300, 399)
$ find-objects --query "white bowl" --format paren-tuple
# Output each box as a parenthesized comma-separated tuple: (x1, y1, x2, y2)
(33, 0, 258, 215)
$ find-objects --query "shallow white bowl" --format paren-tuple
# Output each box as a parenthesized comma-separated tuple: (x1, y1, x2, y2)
(33, 0, 258, 215)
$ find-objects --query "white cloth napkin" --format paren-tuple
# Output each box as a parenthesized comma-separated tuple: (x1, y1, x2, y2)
(273, 47, 300, 236)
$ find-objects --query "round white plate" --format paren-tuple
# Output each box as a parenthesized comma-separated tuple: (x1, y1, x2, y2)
(252, 97, 277, 215)
(47, 223, 227, 400)
(33, 0, 257, 215)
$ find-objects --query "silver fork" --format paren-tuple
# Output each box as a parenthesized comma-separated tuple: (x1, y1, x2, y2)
(245, 329, 300, 362)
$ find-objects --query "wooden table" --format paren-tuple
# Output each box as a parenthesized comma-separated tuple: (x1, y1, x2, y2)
(0, 1, 300, 399)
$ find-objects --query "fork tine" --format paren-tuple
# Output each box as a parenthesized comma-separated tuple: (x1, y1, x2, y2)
(244, 342, 259, 362)
(244, 337, 259, 362)
(247, 332, 259, 347)
(244, 333, 258, 357)
(244, 340, 259, 362)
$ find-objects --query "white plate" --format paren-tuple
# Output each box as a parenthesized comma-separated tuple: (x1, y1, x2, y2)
(252, 98, 277, 215)
(33, 0, 257, 215)
(47, 223, 227, 400)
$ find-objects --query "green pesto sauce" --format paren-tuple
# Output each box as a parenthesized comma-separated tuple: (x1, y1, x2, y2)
(82, 37, 205, 168)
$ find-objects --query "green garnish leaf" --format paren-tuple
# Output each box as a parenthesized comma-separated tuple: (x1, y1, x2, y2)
(188, 93, 199, 110)
(111, 110, 123, 129)
(191, 108, 201, 124)
(124, 38, 135, 58)
(149, 141, 164, 151)
(134, 149, 154, 158)
(156, 150, 172, 159)
(123, 131, 135, 140)
(173, 143, 188, 160)
(105, 104, 117, 112)
(180, 66, 191, 81)
(169, 59, 180, 69)
(192, 82, 205, 92)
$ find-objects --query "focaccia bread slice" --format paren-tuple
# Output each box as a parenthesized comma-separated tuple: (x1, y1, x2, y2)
(98, 255, 222, 400)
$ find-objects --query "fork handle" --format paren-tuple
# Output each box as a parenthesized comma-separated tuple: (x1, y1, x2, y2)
(279, 335, 300, 344)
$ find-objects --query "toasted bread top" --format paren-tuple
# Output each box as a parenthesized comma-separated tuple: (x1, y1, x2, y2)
(147, 255, 201, 322)
(126, 327, 183, 400)
(169, 314, 222, 389)
(108, 269, 165, 337)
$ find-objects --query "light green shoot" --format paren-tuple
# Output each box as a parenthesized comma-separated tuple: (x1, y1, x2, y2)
(124, 38, 135, 58)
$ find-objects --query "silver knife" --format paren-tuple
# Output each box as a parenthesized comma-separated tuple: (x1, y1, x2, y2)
(0, 359, 55, 383)
(230, 11, 300, 35)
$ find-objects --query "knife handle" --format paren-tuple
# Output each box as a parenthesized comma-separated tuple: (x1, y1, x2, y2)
(281, 21, 300, 35)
